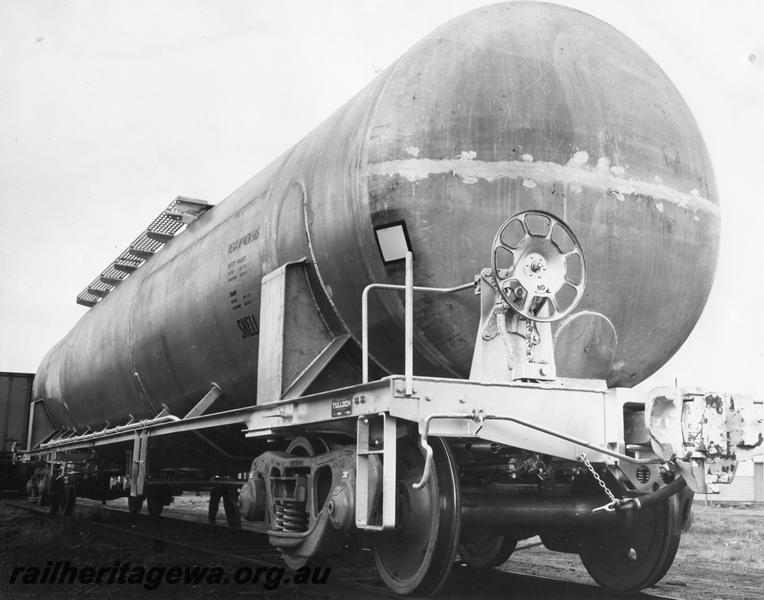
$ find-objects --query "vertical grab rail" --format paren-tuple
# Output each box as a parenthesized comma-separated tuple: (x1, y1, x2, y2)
(361, 252, 473, 394)
(404, 252, 414, 395)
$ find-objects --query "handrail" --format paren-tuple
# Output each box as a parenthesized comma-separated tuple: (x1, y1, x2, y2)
(37, 414, 181, 450)
(361, 251, 473, 395)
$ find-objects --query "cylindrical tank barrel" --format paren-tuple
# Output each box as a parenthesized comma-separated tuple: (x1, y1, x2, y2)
(34, 2, 719, 430)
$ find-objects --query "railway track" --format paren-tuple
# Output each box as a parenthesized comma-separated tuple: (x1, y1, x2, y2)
(3, 496, 682, 600)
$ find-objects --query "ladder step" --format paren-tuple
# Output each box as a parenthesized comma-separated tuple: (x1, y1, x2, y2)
(113, 260, 140, 273)
(99, 274, 124, 286)
(174, 196, 210, 212)
(76, 196, 214, 308)
(87, 286, 111, 298)
(163, 209, 194, 223)
(146, 229, 175, 243)
(99, 266, 128, 286)
(128, 246, 157, 259)
(76, 296, 98, 308)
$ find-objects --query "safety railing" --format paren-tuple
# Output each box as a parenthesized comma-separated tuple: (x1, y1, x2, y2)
(361, 251, 473, 395)
(37, 413, 181, 450)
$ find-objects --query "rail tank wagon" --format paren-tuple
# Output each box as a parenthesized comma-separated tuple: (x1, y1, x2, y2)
(20, 3, 760, 598)
(34, 1, 719, 428)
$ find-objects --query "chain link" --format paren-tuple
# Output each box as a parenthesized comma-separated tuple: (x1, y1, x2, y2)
(495, 309, 541, 371)
(495, 306, 514, 371)
(579, 453, 620, 510)
(525, 318, 540, 363)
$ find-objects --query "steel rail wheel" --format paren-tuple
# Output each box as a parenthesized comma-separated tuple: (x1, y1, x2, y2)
(373, 437, 461, 596)
(459, 535, 517, 568)
(578, 493, 682, 595)
(147, 495, 164, 517)
(222, 488, 242, 529)
(128, 495, 144, 514)
(62, 483, 76, 516)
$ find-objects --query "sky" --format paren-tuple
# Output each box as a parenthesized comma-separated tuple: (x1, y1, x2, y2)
(1, 0, 762, 402)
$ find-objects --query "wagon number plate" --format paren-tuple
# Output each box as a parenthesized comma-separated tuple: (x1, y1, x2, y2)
(331, 398, 352, 418)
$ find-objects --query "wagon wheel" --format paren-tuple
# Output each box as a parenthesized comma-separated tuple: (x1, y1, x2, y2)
(128, 495, 144, 514)
(32, 472, 51, 507)
(48, 477, 65, 516)
(579, 493, 683, 595)
(459, 535, 517, 568)
(147, 495, 164, 517)
(373, 437, 461, 596)
(285, 435, 330, 457)
(62, 483, 77, 516)
(222, 488, 242, 529)
(282, 552, 310, 571)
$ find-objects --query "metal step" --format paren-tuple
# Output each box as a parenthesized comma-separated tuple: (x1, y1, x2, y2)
(76, 197, 213, 308)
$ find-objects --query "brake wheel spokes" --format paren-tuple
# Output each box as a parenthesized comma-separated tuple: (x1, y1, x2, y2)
(491, 210, 586, 323)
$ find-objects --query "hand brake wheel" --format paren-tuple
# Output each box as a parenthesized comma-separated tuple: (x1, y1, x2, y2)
(491, 210, 586, 323)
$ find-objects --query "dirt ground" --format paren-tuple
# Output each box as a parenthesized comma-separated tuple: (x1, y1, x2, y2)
(0, 495, 326, 600)
(502, 502, 764, 600)
(1, 495, 762, 600)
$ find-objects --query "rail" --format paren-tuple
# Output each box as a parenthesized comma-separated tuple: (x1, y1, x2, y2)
(360, 251, 473, 395)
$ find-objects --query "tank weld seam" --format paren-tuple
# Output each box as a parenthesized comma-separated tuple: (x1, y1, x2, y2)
(364, 158, 718, 216)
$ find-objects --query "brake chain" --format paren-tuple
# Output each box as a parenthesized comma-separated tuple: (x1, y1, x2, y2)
(495, 311, 541, 370)
(525, 318, 540, 363)
(579, 453, 622, 512)
(495, 304, 514, 371)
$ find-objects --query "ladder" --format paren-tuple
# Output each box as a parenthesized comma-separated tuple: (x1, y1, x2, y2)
(76, 197, 212, 308)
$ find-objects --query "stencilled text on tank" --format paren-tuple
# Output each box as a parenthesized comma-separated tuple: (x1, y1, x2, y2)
(228, 228, 260, 254)
(236, 313, 259, 339)
(228, 286, 256, 313)
(227, 256, 248, 286)
(226, 254, 258, 338)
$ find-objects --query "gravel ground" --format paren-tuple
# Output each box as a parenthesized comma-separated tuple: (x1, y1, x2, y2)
(1, 494, 762, 600)
(0, 496, 332, 600)
(501, 503, 764, 600)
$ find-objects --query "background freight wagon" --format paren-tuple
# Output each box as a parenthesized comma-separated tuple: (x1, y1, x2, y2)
(0, 372, 33, 490)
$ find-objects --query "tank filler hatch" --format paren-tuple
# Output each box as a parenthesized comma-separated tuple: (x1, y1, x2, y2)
(76, 196, 213, 308)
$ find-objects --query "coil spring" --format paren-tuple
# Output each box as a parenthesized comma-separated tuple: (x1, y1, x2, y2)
(274, 500, 308, 532)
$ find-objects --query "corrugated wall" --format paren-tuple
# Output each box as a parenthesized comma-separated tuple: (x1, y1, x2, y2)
(712, 476, 755, 503)
(0, 372, 33, 452)
(703, 459, 764, 503)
